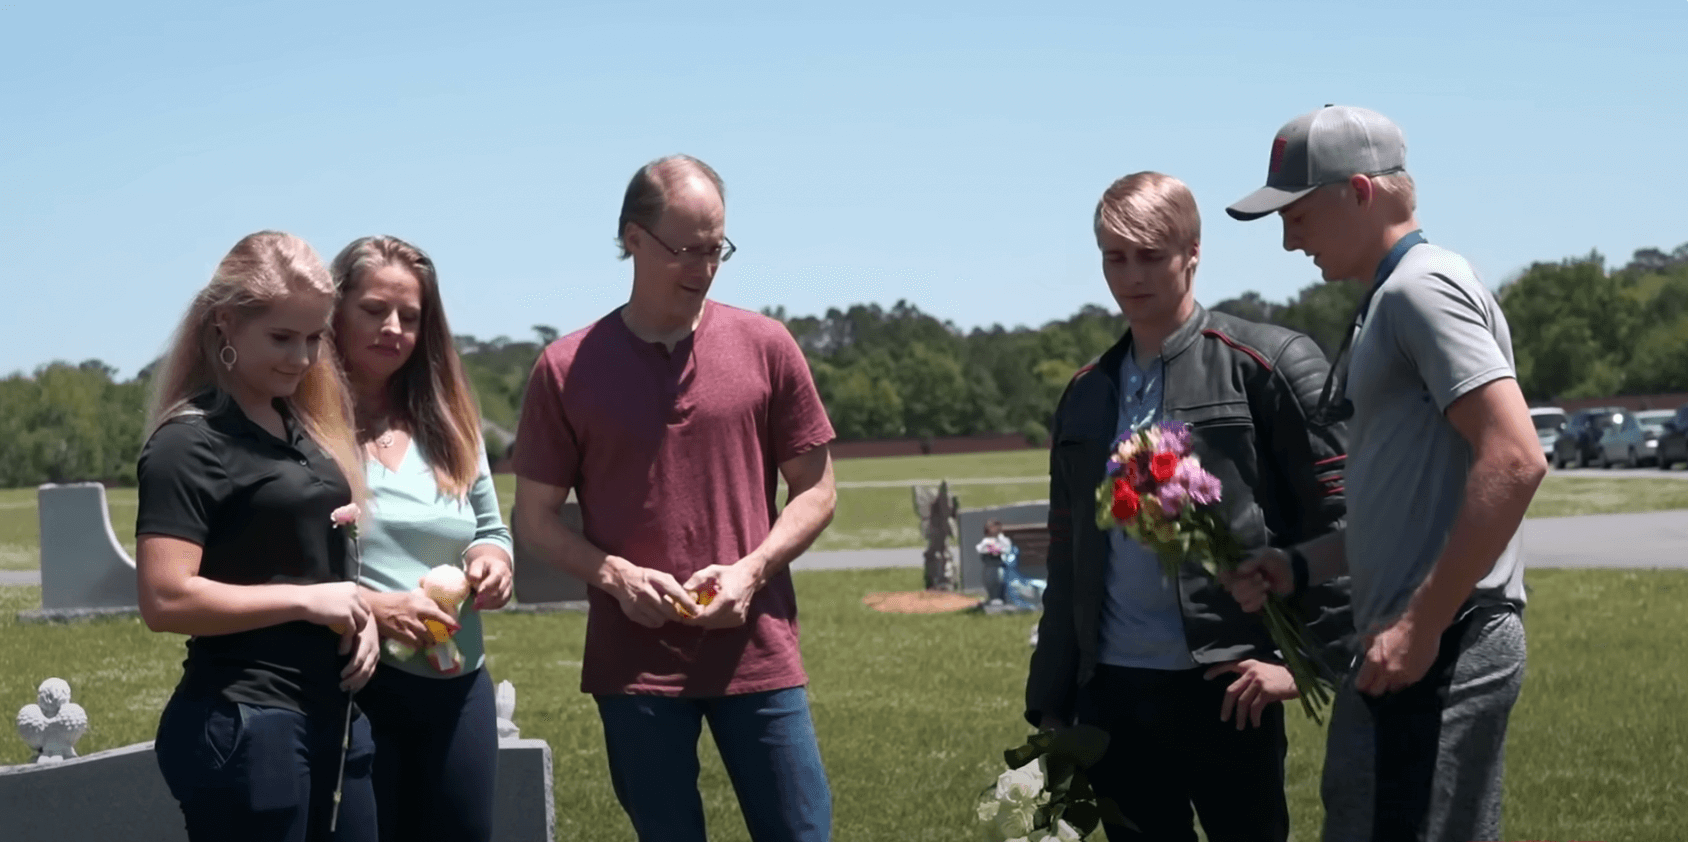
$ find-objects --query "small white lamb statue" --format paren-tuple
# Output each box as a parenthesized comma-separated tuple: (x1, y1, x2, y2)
(495, 679, 519, 740)
(16, 678, 88, 763)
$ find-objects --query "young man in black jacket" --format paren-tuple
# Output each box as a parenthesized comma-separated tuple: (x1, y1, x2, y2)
(1024, 171, 1354, 841)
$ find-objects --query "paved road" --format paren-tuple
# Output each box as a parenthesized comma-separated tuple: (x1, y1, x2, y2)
(3, 509, 1683, 590)
(1550, 466, 1688, 480)
(792, 509, 1688, 571)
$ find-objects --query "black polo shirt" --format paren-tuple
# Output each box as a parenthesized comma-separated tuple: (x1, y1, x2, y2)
(136, 390, 355, 713)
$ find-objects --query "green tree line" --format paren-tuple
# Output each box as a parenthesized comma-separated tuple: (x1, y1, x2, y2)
(2, 241, 1682, 487)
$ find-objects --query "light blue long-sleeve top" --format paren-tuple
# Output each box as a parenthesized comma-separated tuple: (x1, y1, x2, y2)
(358, 439, 512, 678)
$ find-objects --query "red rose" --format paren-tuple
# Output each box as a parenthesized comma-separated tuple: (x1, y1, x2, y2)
(1150, 451, 1179, 483)
(1122, 460, 1141, 488)
(1111, 480, 1140, 521)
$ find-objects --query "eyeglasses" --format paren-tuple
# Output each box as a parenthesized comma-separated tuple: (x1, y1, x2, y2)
(635, 223, 736, 263)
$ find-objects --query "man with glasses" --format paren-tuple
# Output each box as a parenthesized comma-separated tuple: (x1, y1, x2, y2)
(1222, 106, 1546, 842)
(512, 154, 838, 841)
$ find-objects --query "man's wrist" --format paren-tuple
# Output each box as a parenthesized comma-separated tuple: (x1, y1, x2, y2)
(594, 556, 638, 596)
(1286, 546, 1310, 594)
(737, 552, 775, 591)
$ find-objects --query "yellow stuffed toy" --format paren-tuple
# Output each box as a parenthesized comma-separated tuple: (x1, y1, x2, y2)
(384, 565, 472, 675)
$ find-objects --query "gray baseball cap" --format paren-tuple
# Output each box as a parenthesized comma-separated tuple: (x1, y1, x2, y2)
(1227, 105, 1407, 221)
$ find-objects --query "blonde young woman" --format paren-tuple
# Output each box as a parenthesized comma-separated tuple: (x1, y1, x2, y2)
(329, 235, 513, 842)
(136, 231, 381, 842)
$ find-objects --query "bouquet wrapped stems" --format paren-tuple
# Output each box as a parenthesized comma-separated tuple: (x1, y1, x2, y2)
(1098, 420, 1335, 723)
(1240, 578, 1334, 724)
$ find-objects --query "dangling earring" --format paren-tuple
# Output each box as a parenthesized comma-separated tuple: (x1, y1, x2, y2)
(219, 343, 238, 371)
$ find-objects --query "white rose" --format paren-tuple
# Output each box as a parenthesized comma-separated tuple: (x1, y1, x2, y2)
(994, 764, 1044, 802)
(976, 796, 1001, 824)
(993, 800, 1036, 839)
(1053, 818, 1083, 840)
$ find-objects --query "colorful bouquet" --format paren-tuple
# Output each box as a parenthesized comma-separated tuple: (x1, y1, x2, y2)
(975, 726, 1133, 840)
(1095, 420, 1333, 722)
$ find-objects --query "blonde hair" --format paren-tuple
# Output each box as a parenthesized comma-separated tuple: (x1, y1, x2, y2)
(1095, 172, 1201, 249)
(1326, 172, 1417, 215)
(331, 236, 483, 499)
(146, 231, 367, 506)
(1372, 172, 1417, 213)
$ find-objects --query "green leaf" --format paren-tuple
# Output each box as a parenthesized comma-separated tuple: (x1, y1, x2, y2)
(1063, 800, 1101, 835)
(1066, 770, 1094, 802)
(1044, 723, 1110, 768)
(1004, 731, 1052, 769)
(1045, 753, 1076, 800)
(1096, 795, 1139, 832)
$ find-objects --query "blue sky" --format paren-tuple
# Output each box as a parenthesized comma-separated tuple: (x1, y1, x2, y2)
(3, 0, 1684, 379)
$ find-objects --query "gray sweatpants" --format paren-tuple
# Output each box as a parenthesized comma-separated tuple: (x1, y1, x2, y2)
(1320, 605, 1527, 842)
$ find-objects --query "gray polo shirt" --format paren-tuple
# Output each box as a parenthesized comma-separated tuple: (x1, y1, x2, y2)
(1344, 242, 1527, 634)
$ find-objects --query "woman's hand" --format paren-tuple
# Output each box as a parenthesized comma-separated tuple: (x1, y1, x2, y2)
(341, 617, 380, 692)
(466, 551, 514, 611)
(366, 589, 460, 651)
(299, 582, 372, 652)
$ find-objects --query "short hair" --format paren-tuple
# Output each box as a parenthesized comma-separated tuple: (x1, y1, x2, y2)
(984, 518, 1003, 533)
(1325, 171, 1417, 215)
(1372, 171, 1417, 213)
(1094, 172, 1201, 249)
(616, 154, 726, 259)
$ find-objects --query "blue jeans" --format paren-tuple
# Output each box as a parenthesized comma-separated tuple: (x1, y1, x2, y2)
(154, 691, 377, 842)
(595, 686, 832, 842)
(358, 665, 498, 842)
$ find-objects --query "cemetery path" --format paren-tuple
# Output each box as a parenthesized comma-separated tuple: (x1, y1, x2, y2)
(1, 510, 1684, 591)
(791, 510, 1688, 572)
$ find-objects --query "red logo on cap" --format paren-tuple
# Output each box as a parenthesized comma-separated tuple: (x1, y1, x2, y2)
(1269, 137, 1287, 174)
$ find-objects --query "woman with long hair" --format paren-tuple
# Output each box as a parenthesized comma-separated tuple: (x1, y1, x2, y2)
(136, 230, 381, 841)
(329, 235, 513, 842)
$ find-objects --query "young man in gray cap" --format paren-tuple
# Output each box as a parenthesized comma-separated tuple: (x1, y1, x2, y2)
(1220, 105, 1547, 842)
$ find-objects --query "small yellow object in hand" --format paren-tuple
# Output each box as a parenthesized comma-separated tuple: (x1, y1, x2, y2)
(672, 581, 720, 619)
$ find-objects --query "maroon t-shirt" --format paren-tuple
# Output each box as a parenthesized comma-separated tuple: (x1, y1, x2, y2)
(514, 301, 835, 697)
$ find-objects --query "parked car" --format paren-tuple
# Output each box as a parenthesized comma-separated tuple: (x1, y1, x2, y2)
(1655, 404, 1688, 470)
(1529, 407, 1566, 461)
(1552, 407, 1624, 468)
(1597, 409, 1674, 467)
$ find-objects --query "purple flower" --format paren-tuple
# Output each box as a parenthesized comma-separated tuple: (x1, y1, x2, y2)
(1159, 486, 1187, 518)
(1158, 421, 1193, 456)
(1188, 471, 1223, 506)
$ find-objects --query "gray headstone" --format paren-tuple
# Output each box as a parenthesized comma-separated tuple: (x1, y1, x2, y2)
(511, 499, 590, 605)
(0, 737, 557, 842)
(37, 483, 138, 611)
(958, 501, 1051, 593)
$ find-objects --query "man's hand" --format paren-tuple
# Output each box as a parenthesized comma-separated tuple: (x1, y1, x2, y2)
(680, 561, 762, 629)
(609, 560, 697, 629)
(1219, 548, 1293, 613)
(1355, 613, 1441, 696)
(1204, 659, 1299, 729)
(465, 552, 514, 611)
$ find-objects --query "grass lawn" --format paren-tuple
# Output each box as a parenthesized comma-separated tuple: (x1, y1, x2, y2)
(5, 456, 1688, 566)
(2, 568, 1685, 840)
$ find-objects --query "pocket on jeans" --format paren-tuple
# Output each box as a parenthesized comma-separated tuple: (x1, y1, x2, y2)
(202, 700, 250, 771)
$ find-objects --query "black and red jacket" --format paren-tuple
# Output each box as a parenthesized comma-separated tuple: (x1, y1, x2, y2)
(1026, 304, 1355, 726)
